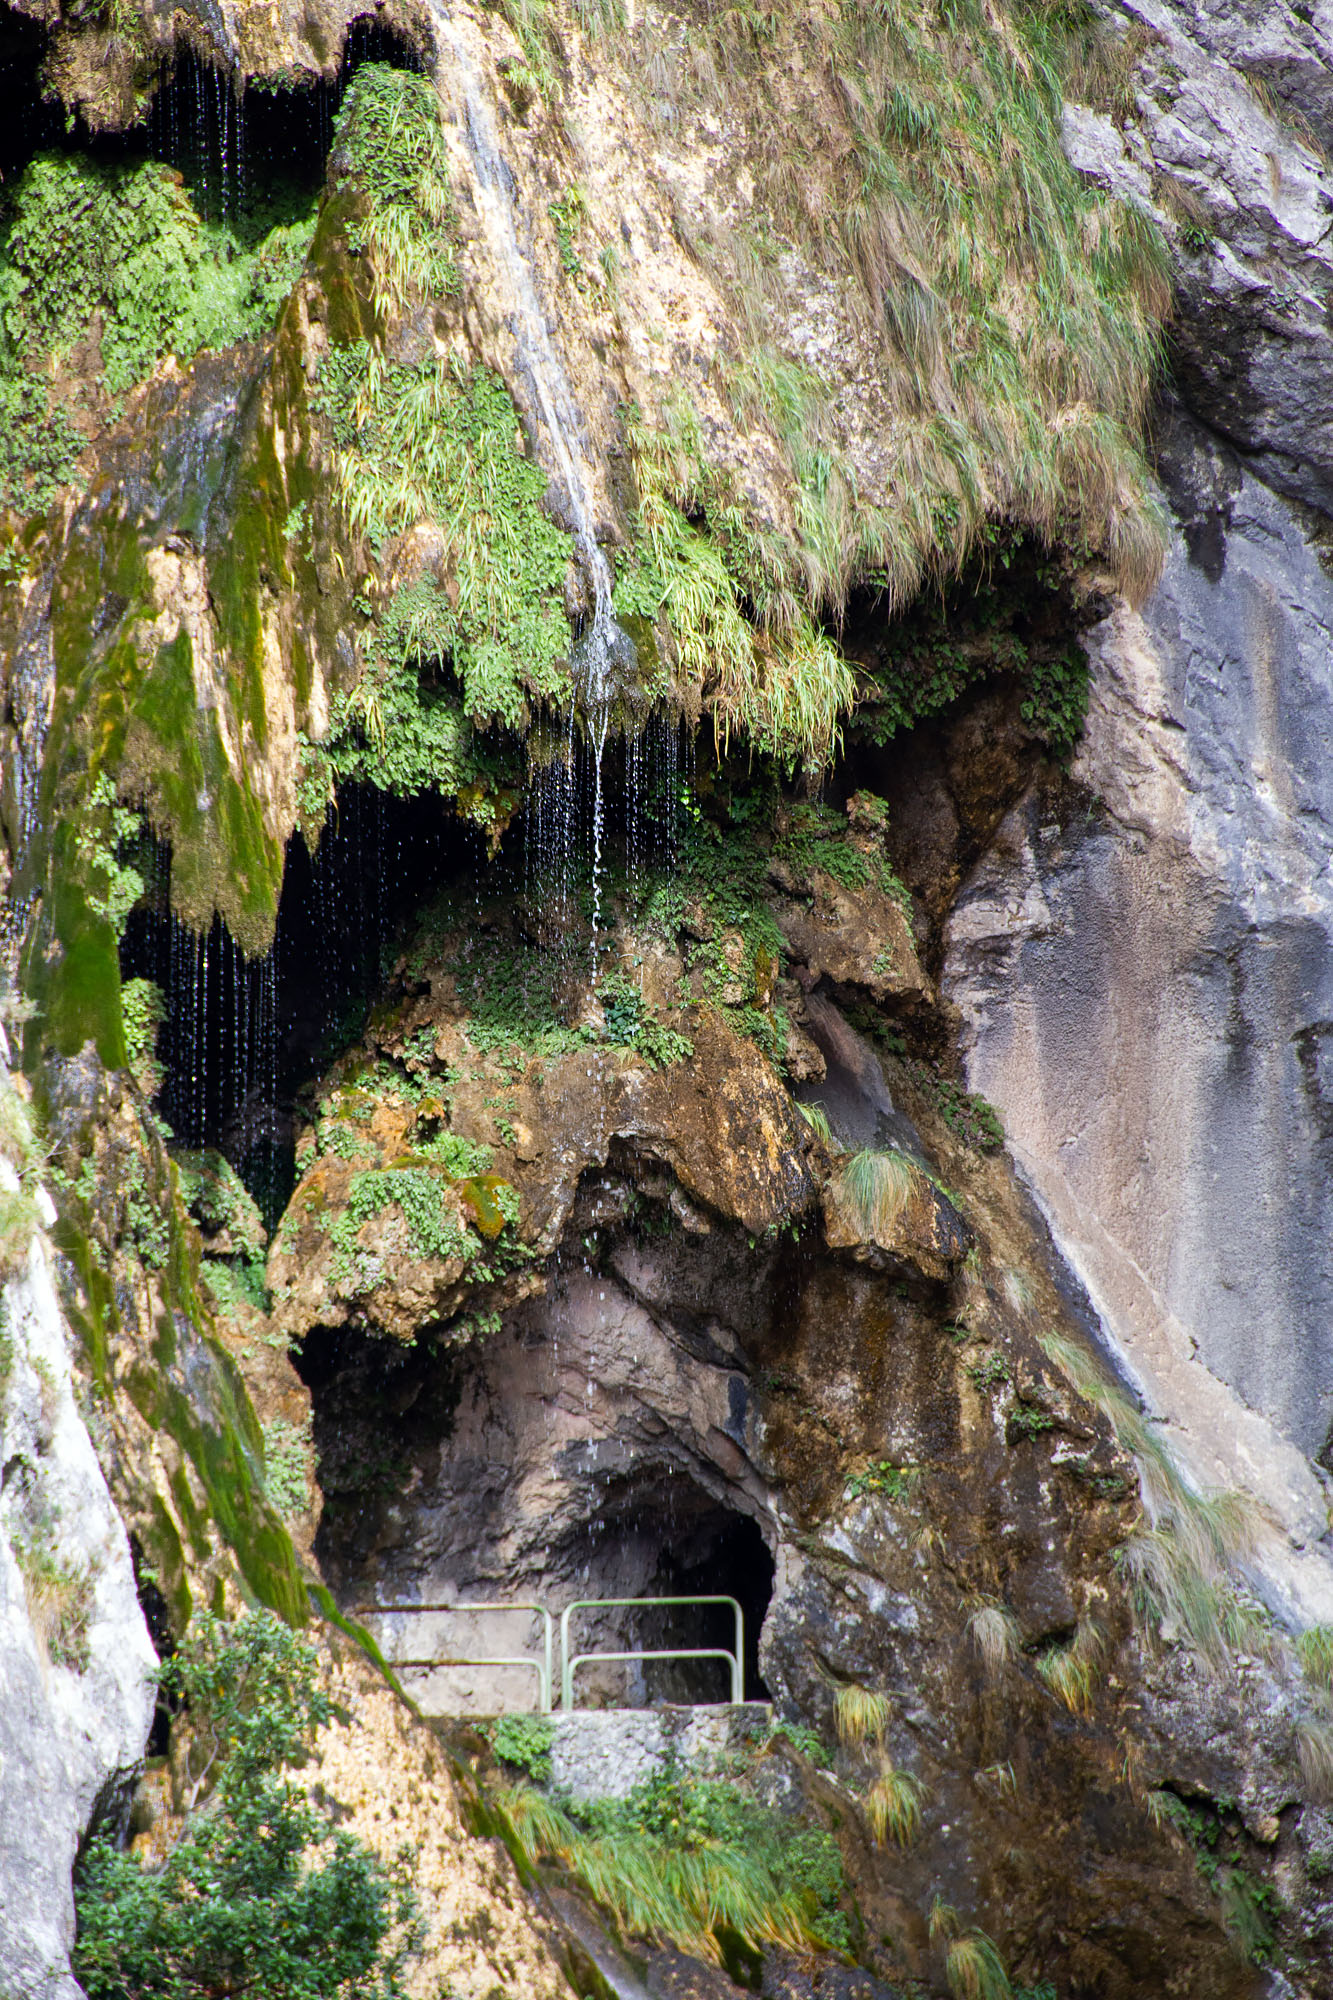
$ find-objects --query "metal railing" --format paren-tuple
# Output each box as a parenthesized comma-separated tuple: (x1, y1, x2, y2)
(359, 1600, 554, 1712)
(560, 1596, 744, 1711)
(358, 1594, 745, 1713)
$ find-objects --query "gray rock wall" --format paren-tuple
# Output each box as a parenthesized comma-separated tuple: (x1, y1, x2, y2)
(945, 417, 1333, 1622)
(0, 1039, 156, 2000)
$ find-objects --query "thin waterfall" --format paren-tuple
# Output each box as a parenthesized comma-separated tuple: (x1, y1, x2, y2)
(431, 8, 637, 952)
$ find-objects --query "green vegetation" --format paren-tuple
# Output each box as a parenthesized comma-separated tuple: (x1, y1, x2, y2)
(262, 1417, 312, 1518)
(597, 969, 693, 1067)
(621, 402, 857, 771)
(317, 349, 571, 741)
(74, 1612, 420, 1997)
(490, 1713, 555, 1783)
(1147, 1790, 1277, 1965)
(333, 64, 458, 318)
(317, 63, 575, 792)
(501, 1767, 850, 1961)
(0, 148, 313, 509)
(760, 1718, 832, 1768)
(647, 0, 1169, 613)
(121, 978, 165, 1098)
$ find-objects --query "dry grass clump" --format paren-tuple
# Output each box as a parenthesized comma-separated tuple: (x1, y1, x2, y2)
(967, 1600, 1020, 1676)
(1298, 1719, 1333, 1804)
(1038, 1327, 1268, 1674)
(835, 1147, 920, 1244)
(1035, 1617, 1103, 1715)
(833, 1683, 891, 1748)
(930, 1900, 1012, 2000)
(634, 0, 1170, 616)
(865, 1762, 925, 1847)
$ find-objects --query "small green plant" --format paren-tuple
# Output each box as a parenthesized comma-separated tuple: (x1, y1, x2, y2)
(490, 1713, 555, 1783)
(761, 1719, 832, 1768)
(968, 1351, 1011, 1392)
(74, 1611, 420, 1996)
(1007, 1401, 1054, 1441)
(261, 1417, 312, 1518)
(845, 1460, 920, 1503)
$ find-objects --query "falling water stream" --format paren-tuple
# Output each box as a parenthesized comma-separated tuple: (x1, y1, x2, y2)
(431, 6, 638, 955)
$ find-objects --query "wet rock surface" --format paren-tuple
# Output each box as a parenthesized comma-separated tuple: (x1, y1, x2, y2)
(946, 411, 1333, 1623)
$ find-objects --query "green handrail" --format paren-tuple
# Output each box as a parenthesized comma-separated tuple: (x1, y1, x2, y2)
(358, 1600, 554, 1712)
(559, 1596, 744, 1710)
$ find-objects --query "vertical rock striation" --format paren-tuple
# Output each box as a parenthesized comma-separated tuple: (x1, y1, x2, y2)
(945, 415, 1333, 1622)
(0, 1033, 156, 1999)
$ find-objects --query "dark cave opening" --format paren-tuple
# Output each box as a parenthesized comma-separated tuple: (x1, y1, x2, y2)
(120, 784, 486, 1222)
(119, 718, 686, 1224)
(0, 5, 424, 237)
(591, 1487, 775, 1704)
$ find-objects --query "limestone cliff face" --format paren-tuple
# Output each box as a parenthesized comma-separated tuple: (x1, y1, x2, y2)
(4, 0, 1333, 1992)
(944, 0, 1333, 1630)
(0, 1033, 157, 2000)
(947, 417, 1333, 1619)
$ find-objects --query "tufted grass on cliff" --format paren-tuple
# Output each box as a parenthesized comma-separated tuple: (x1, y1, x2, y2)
(635, 0, 1170, 615)
(967, 1601, 1021, 1676)
(865, 1762, 925, 1847)
(499, 1776, 849, 1962)
(930, 1900, 1013, 2000)
(833, 1683, 891, 1747)
(1035, 1616, 1103, 1715)
(1039, 1328, 1268, 1673)
(836, 1148, 918, 1242)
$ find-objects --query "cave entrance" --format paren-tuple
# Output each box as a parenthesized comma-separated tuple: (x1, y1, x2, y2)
(611, 1503, 774, 1706)
(119, 784, 485, 1224)
(0, 6, 423, 247)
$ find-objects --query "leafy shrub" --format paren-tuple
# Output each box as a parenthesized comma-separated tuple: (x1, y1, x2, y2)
(490, 1713, 555, 1782)
(74, 1611, 420, 1998)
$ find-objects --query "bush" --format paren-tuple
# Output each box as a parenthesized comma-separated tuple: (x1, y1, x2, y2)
(74, 1611, 420, 1999)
